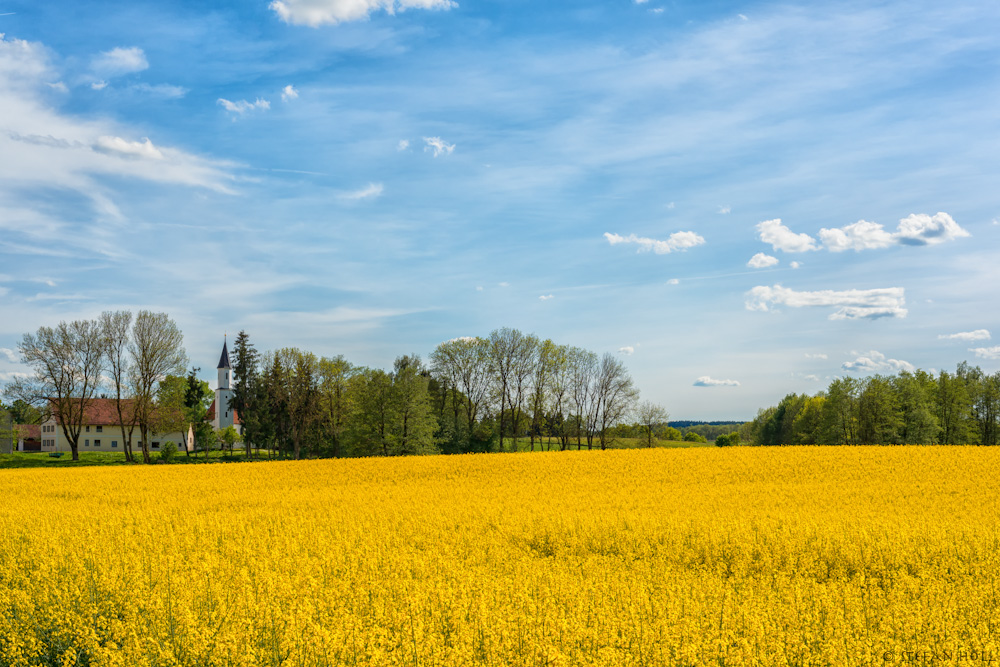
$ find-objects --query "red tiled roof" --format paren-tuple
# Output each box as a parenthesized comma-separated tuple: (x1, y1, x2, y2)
(48, 398, 182, 426)
(18, 424, 41, 440)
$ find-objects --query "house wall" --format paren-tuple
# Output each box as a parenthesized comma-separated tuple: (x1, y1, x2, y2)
(40, 417, 184, 453)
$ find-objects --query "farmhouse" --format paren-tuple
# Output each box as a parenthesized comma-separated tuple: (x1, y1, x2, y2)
(39, 340, 239, 453)
(39, 399, 189, 453)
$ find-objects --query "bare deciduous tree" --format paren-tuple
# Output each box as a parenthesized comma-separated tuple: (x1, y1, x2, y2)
(130, 311, 187, 463)
(6, 320, 105, 461)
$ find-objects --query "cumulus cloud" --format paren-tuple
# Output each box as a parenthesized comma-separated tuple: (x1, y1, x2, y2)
(0, 347, 18, 363)
(666, 278, 680, 285)
(270, 0, 456, 26)
(747, 252, 778, 269)
(970, 347, 1000, 360)
(718, 205, 731, 214)
(939, 330, 991, 342)
(91, 80, 108, 91)
(803, 374, 820, 381)
(397, 139, 410, 151)
(218, 98, 270, 115)
(820, 213, 969, 251)
(604, 231, 705, 254)
(340, 182, 383, 200)
(92, 136, 164, 160)
(790, 261, 801, 269)
(756, 219, 818, 252)
(819, 219, 894, 252)
(895, 212, 969, 246)
(423, 136, 455, 157)
(842, 350, 915, 374)
(539, 294, 554, 301)
(745, 284, 907, 320)
(694, 376, 740, 387)
(91, 47, 148, 77)
(281, 84, 299, 101)
(618, 346, 634, 355)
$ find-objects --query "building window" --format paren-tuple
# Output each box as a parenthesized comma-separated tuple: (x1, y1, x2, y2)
(96, 425, 103, 433)
(112, 441, 118, 448)
(86, 426, 90, 433)
(94, 440, 101, 448)
(152, 442, 160, 449)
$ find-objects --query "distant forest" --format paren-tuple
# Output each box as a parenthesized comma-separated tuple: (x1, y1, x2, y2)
(738, 363, 999, 446)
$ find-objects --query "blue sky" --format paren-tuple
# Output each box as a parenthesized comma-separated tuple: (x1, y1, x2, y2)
(1, 0, 998, 420)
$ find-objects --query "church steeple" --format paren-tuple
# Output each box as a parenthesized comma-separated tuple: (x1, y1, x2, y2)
(217, 338, 231, 370)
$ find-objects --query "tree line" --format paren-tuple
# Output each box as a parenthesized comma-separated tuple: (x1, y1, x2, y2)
(3, 317, 665, 461)
(228, 327, 651, 459)
(740, 363, 1000, 446)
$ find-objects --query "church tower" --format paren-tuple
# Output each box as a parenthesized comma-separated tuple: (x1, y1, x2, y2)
(215, 338, 234, 430)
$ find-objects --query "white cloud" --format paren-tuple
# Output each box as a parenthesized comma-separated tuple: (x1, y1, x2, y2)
(718, 205, 731, 214)
(618, 346, 634, 355)
(756, 219, 818, 253)
(747, 252, 778, 269)
(475, 286, 483, 291)
(842, 350, 915, 374)
(46, 81, 68, 93)
(803, 374, 819, 381)
(0, 347, 18, 363)
(804, 353, 828, 360)
(604, 231, 705, 254)
(281, 84, 299, 101)
(666, 202, 675, 209)
(790, 261, 801, 269)
(666, 278, 680, 285)
(939, 329, 990, 342)
(498, 282, 509, 287)
(132, 83, 187, 98)
(93, 136, 164, 160)
(819, 213, 969, 251)
(423, 136, 455, 157)
(738, 13, 749, 20)
(745, 284, 907, 320)
(91, 80, 108, 91)
(217, 98, 270, 115)
(0, 34, 236, 202)
(270, 0, 457, 26)
(970, 347, 1000, 360)
(694, 376, 740, 387)
(895, 212, 969, 246)
(397, 139, 410, 151)
(340, 182, 384, 200)
(819, 219, 894, 252)
(539, 294, 554, 301)
(91, 47, 148, 77)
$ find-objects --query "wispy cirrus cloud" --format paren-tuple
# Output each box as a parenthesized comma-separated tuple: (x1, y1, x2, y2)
(842, 350, 915, 374)
(93, 136, 164, 160)
(91, 46, 148, 77)
(340, 182, 384, 200)
(423, 136, 455, 157)
(270, 0, 456, 27)
(604, 231, 705, 254)
(939, 329, 990, 342)
(694, 376, 740, 387)
(745, 284, 907, 320)
(218, 98, 270, 116)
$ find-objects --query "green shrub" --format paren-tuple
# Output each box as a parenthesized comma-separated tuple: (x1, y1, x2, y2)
(683, 432, 707, 443)
(160, 441, 178, 463)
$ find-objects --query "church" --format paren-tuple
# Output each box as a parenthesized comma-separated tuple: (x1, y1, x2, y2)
(205, 338, 241, 433)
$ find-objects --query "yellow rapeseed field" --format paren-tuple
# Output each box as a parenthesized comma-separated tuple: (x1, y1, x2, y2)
(1, 447, 998, 666)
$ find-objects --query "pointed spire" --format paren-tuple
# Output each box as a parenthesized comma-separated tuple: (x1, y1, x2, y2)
(217, 337, 231, 369)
